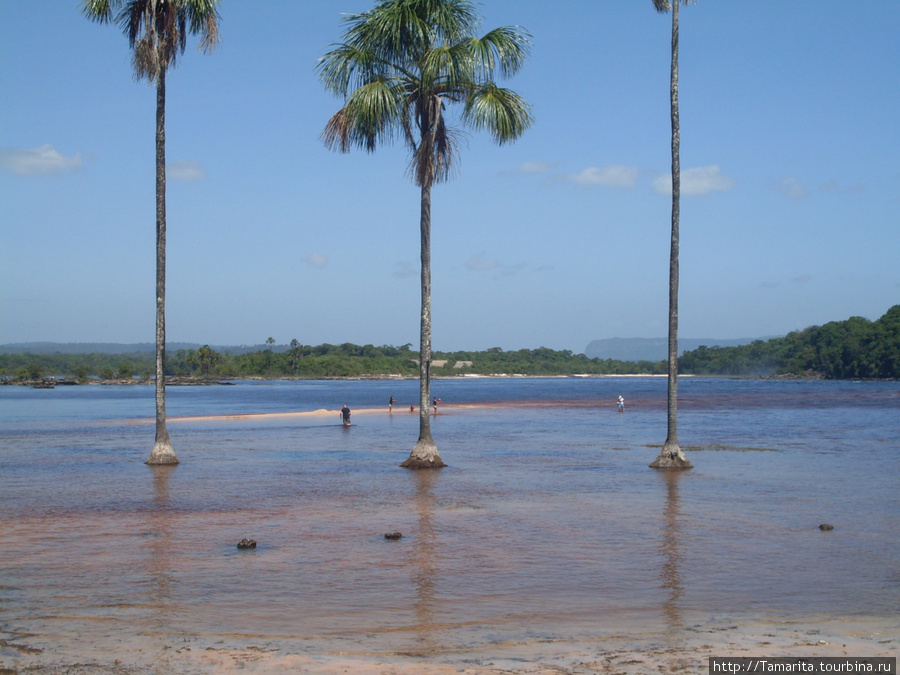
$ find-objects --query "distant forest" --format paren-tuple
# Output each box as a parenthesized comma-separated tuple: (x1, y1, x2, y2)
(679, 304, 899, 379)
(2, 306, 897, 382)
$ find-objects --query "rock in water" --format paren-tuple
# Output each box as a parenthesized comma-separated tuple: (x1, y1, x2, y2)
(237, 538, 257, 549)
(384, 532, 402, 540)
(818, 524, 834, 531)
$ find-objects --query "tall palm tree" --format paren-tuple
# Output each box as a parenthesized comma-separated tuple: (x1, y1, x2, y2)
(318, 0, 533, 469)
(83, 0, 221, 465)
(650, 0, 692, 469)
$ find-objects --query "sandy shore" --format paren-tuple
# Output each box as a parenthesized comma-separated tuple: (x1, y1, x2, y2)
(4, 614, 896, 674)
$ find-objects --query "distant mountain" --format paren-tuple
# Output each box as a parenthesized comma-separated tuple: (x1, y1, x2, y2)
(584, 337, 765, 362)
(0, 342, 284, 355)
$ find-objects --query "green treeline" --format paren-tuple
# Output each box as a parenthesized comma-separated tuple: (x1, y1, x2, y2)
(679, 305, 900, 379)
(2, 306, 897, 381)
(0, 342, 664, 381)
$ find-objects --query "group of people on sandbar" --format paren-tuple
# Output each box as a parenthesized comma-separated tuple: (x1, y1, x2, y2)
(341, 396, 443, 424)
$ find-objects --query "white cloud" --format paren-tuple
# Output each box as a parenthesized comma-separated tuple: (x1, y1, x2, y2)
(0, 145, 82, 175)
(569, 165, 638, 189)
(168, 160, 207, 182)
(653, 165, 735, 196)
(465, 253, 499, 271)
(305, 253, 329, 269)
(775, 176, 807, 199)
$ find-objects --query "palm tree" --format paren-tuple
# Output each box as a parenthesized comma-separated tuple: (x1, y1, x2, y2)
(318, 0, 533, 469)
(650, 0, 692, 470)
(83, 0, 221, 465)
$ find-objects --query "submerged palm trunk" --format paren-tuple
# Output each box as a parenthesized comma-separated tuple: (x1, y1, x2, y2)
(652, 0, 691, 470)
(401, 182, 445, 469)
(147, 66, 177, 465)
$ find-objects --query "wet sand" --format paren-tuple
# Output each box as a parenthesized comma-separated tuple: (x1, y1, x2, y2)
(149, 400, 603, 424)
(3, 614, 896, 673)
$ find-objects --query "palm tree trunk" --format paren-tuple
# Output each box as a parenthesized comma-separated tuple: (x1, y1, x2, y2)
(652, 0, 691, 470)
(147, 66, 177, 465)
(401, 181, 445, 469)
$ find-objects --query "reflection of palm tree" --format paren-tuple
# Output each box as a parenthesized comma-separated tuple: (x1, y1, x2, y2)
(659, 470, 684, 635)
(409, 469, 439, 651)
(148, 466, 176, 630)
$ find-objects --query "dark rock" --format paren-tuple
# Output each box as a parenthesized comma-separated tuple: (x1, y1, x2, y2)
(384, 532, 403, 540)
(819, 524, 834, 531)
(237, 538, 257, 549)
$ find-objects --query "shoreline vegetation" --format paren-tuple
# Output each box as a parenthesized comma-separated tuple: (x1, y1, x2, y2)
(2, 305, 898, 385)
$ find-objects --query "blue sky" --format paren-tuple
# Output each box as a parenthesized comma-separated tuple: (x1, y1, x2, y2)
(2, 1, 898, 352)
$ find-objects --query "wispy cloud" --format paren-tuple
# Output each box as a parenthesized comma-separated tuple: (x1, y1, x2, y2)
(653, 165, 735, 196)
(568, 165, 639, 189)
(465, 253, 500, 271)
(393, 261, 416, 279)
(516, 161, 554, 174)
(0, 144, 82, 175)
(820, 180, 865, 195)
(761, 273, 813, 289)
(305, 253, 329, 269)
(168, 160, 207, 182)
(775, 176, 807, 199)
(465, 253, 544, 279)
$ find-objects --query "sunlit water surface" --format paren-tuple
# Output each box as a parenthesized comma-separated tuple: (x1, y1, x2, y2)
(1, 377, 898, 661)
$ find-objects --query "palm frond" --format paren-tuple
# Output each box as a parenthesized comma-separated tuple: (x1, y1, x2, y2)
(133, 36, 158, 80)
(466, 25, 531, 79)
(185, 0, 221, 53)
(81, 0, 115, 22)
(321, 78, 401, 154)
(317, 44, 383, 97)
(421, 42, 474, 93)
(463, 82, 533, 145)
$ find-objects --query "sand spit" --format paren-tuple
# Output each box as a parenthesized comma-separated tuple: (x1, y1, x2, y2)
(123, 401, 585, 425)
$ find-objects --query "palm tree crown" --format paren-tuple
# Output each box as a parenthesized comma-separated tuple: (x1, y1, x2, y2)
(318, 0, 533, 187)
(83, 0, 220, 79)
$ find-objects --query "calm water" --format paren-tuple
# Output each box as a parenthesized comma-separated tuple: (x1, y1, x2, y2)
(1, 377, 898, 662)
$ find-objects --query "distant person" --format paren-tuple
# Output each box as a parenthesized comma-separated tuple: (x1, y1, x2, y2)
(389, 396, 396, 413)
(432, 397, 438, 415)
(409, 404, 415, 413)
(617, 395, 625, 412)
(340, 404, 351, 425)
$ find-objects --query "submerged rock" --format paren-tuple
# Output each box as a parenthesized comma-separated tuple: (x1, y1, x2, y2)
(819, 524, 834, 531)
(237, 538, 257, 549)
(384, 532, 403, 540)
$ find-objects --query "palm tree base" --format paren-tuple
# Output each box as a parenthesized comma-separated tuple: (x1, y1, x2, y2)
(401, 438, 446, 469)
(146, 440, 179, 465)
(650, 442, 692, 469)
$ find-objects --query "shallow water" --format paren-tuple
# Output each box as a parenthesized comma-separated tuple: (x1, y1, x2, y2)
(1, 377, 898, 662)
